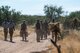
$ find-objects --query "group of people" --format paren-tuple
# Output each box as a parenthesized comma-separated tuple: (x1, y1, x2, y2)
(2, 19, 61, 43)
(35, 19, 61, 43)
(2, 20, 28, 42)
(2, 19, 49, 42)
(2, 20, 15, 42)
(35, 20, 49, 42)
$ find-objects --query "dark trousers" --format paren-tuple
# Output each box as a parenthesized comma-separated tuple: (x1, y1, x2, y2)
(20, 30, 28, 41)
(22, 34, 27, 41)
(9, 28, 14, 42)
(4, 29, 8, 41)
(36, 29, 41, 42)
(43, 30, 48, 39)
(40, 30, 43, 40)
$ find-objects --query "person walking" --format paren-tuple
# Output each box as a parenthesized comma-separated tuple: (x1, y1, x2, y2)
(20, 21, 28, 42)
(9, 20, 15, 42)
(43, 20, 48, 39)
(35, 20, 41, 42)
(2, 20, 9, 41)
(40, 20, 44, 40)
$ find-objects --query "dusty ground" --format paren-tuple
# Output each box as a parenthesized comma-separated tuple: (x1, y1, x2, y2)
(0, 26, 80, 53)
(0, 26, 52, 53)
(0, 32, 51, 53)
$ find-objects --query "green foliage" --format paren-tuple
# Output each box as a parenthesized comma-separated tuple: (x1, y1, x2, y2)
(44, 5, 63, 21)
(20, 15, 45, 25)
(2, 5, 80, 26)
(0, 5, 46, 26)
(0, 6, 21, 25)
(69, 11, 80, 19)
(63, 11, 80, 29)
(64, 11, 80, 24)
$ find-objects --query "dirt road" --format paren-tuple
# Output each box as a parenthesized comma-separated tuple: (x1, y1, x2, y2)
(0, 32, 52, 53)
(0, 29, 80, 53)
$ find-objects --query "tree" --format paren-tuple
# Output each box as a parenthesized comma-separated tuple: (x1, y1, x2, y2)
(44, 5, 63, 21)
(69, 11, 80, 19)
(0, 6, 21, 25)
(11, 9, 21, 24)
(56, 6, 63, 18)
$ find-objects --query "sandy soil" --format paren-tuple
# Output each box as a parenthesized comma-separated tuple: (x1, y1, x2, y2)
(0, 31, 52, 53)
(0, 26, 80, 53)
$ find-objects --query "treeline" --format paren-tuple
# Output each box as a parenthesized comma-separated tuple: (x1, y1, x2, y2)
(0, 5, 80, 26)
(20, 15, 46, 25)
(66, 11, 80, 20)
(0, 6, 45, 25)
(0, 6, 21, 25)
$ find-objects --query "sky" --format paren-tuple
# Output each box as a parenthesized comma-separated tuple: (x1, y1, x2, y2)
(0, 0, 80, 15)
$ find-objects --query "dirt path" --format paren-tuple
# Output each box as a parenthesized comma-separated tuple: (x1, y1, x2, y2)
(0, 32, 51, 53)
(0, 29, 79, 53)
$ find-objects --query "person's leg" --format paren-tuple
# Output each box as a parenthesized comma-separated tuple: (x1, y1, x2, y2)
(42, 31, 45, 39)
(24, 33, 27, 41)
(10, 31, 13, 42)
(43, 31, 45, 39)
(44, 31, 47, 39)
(36, 30, 40, 42)
(45, 31, 47, 39)
(37, 34, 40, 42)
(4, 30, 8, 41)
(22, 34, 24, 41)
(44, 31, 46, 39)
(40, 30, 43, 40)
(38, 30, 40, 42)
(36, 30, 38, 42)
(41, 34, 43, 40)
(21, 31, 25, 41)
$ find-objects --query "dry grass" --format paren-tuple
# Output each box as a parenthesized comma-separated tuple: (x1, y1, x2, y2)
(46, 30, 80, 53)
